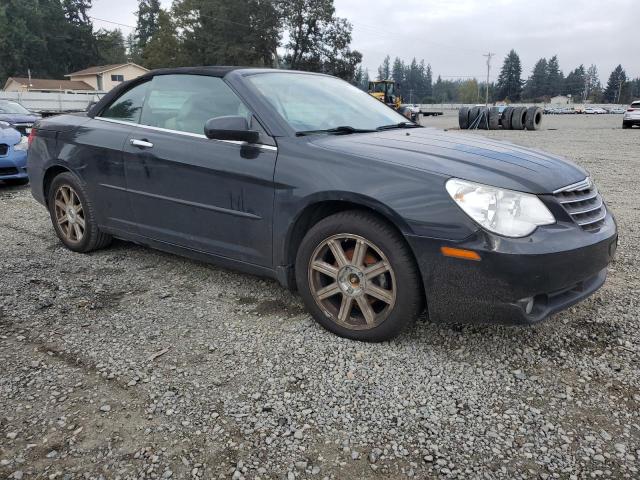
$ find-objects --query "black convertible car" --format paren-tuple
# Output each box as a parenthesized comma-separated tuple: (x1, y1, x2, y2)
(27, 67, 617, 341)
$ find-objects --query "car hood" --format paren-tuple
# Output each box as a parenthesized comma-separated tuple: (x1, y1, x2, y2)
(309, 127, 587, 193)
(0, 113, 39, 124)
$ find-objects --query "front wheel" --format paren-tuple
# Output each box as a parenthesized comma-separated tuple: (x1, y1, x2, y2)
(295, 211, 424, 341)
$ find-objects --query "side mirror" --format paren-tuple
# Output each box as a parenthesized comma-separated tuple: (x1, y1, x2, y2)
(204, 116, 259, 143)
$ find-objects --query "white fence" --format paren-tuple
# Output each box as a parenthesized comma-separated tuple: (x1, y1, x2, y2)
(0, 91, 107, 114)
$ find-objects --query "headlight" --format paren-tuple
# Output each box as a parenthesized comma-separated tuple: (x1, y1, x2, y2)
(14, 135, 29, 151)
(445, 178, 555, 237)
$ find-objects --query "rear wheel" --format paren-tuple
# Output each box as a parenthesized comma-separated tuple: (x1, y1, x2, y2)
(622, 121, 631, 129)
(295, 211, 423, 342)
(47, 172, 112, 252)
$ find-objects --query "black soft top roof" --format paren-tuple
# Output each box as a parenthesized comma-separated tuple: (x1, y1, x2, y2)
(87, 66, 324, 117)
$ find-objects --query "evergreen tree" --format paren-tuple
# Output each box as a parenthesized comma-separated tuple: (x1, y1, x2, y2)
(95, 28, 127, 65)
(584, 64, 601, 101)
(62, 0, 99, 71)
(545, 55, 563, 96)
(603, 65, 626, 103)
(524, 58, 548, 100)
(563, 64, 586, 99)
(142, 10, 182, 69)
(391, 57, 404, 95)
(496, 49, 523, 101)
(377, 55, 391, 80)
(131, 0, 161, 63)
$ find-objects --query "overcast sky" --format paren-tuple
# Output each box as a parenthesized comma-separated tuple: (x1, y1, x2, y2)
(90, 0, 638, 80)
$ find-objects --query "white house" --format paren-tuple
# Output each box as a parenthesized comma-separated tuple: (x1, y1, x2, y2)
(66, 63, 149, 92)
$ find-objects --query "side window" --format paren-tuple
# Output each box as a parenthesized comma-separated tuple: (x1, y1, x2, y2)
(140, 75, 251, 135)
(100, 81, 149, 123)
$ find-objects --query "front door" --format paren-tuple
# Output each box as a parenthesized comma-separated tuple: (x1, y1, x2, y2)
(122, 74, 277, 267)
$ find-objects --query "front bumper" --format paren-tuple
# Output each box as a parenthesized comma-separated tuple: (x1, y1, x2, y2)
(0, 149, 28, 180)
(406, 213, 617, 325)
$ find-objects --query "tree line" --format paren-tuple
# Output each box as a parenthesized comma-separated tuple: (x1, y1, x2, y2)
(1, 1, 638, 105)
(494, 49, 639, 104)
(0, 0, 362, 86)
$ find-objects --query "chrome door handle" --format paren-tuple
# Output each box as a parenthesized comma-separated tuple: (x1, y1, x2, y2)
(130, 139, 154, 148)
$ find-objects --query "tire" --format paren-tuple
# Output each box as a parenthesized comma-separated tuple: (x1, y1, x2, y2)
(622, 121, 631, 129)
(458, 107, 470, 129)
(488, 107, 501, 130)
(476, 107, 490, 129)
(47, 172, 112, 253)
(525, 106, 543, 130)
(501, 106, 515, 129)
(295, 210, 423, 342)
(511, 106, 527, 130)
(3, 178, 29, 186)
(468, 106, 482, 128)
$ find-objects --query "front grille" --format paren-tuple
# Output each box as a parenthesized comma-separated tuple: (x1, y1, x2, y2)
(0, 166, 19, 176)
(554, 177, 606, 232)
(0, 144, 8, 156)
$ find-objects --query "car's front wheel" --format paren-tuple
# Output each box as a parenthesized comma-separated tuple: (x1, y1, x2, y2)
(47, 172, 112, 253)
(295, 211, 423, 341)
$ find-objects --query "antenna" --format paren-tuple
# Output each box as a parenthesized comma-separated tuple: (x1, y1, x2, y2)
(483, 52, 495, 106)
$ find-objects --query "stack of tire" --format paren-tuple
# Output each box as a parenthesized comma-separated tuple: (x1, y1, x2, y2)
(458, 106, 543, 131)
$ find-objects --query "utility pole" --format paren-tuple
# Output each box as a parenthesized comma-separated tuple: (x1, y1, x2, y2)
(483, 52, 495, 106)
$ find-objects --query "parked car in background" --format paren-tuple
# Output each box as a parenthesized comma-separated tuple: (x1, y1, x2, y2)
(609, 106, 627, 114)
(0, 100, 40, 136)
(584, 107, 607, 115)
(623, 101, 640, 128)
(27, 67, 617, 341)
(0, 122, 29, 185)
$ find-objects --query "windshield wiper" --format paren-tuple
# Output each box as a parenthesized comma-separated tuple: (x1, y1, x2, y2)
(296, 125, 376, 136)
(376, 122, 422, 131)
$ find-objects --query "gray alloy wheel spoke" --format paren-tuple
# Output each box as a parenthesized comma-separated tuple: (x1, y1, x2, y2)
(364, 261, 390, 279)
(365, 284, 394, 305)
(312, 260, 339, 279)
(54, 185, 86, 243)
(338, 295, 353, 323)
(317, 282, 341, 300)
(351, 239, 367, 268)
(355, 295, 375, 325)
(308, 234, 396, 331)
(327, 239, 349, 268)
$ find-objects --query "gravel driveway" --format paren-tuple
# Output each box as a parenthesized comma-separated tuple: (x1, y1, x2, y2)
(1, 113, 638, 479)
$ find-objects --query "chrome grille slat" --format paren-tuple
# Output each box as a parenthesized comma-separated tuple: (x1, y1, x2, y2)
(557, 188, 599, 204)
(554, 177, 606, 232)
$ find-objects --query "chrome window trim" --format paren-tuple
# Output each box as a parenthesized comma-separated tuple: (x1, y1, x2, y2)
(95, 116, 278, 152)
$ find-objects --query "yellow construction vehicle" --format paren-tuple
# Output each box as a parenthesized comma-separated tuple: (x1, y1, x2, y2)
(368, 80, 402, 110)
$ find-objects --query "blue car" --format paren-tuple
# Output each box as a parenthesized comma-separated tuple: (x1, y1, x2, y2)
(0, 100, 40, 136)
(0, 122, 29, 185)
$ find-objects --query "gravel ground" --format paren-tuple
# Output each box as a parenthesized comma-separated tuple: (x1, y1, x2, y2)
(1, 113, 638, 480)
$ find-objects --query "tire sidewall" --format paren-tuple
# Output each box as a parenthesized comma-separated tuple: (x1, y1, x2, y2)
(295, 212, 421, 342)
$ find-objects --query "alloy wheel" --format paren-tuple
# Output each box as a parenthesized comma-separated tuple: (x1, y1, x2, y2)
(308, 234, 396, 330)
(54, 185, 85, 243)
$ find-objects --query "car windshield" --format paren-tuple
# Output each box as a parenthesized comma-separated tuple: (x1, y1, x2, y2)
(0, 101, 31, 114)
(246, 73, 410, 133)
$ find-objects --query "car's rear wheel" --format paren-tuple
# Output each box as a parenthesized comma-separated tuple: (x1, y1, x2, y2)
(295, 211, 423, 341)
(48, 172, 112, 252)
(622, 121, 631, 129)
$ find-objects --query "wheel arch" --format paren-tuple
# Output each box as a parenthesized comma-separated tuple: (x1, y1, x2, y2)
(280, 193, 419, 289)
(42, 164, 72, 206)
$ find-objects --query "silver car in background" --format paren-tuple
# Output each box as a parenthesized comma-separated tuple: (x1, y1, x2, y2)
(623, 101, 640, 128)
